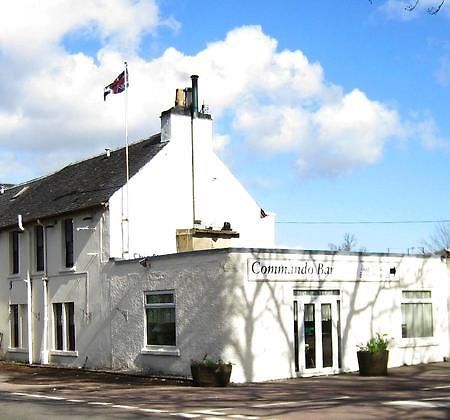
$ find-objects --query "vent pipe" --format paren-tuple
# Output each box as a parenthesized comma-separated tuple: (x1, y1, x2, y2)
(18, 214, 24, 231)
(191, 75, 199, 116)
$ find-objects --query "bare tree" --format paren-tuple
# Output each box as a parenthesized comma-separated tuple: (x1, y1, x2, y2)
(369, 0, 447, 14)
(329, 233, 358, 252)
(423, 223, 450, 253)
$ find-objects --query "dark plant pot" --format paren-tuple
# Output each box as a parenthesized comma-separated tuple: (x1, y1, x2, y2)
(357, 351, 389, 376)
(191, 362, 232, 387)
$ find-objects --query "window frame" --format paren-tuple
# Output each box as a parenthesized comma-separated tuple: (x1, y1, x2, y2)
(144, 290, 177, 352)
(401, 290, 434, 340)
(53, 302, 76, 352)
(9, 303, 27, 350)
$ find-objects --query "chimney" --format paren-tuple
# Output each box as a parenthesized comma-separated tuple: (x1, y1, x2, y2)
(191, 75, 199, 116)
(175, 88, 186, 107)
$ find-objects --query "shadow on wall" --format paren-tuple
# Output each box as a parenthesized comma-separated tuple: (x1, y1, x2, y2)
(176, 251, 441, 382)
(101, 250, 444, 382)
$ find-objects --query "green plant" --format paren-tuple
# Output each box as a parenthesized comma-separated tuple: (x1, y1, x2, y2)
(357, 332, 390, 352)
(192, 354, 232, 368)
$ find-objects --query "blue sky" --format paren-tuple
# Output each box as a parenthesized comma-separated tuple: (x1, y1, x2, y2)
(1, 0, 449, 252)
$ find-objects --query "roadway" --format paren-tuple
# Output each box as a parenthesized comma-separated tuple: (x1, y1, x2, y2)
(0, 361, 449, 419)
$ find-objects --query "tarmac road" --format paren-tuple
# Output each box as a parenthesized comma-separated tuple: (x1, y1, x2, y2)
(0, 361, 449, 419)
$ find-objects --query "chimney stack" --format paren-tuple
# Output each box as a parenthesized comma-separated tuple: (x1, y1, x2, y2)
(191, 75, 199, 116)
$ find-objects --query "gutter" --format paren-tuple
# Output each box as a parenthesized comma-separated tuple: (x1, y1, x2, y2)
(18, 214, 33, 365)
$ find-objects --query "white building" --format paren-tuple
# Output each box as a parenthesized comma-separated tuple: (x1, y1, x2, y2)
(109, 248, 449, 382)
(0, 76, 448, 383)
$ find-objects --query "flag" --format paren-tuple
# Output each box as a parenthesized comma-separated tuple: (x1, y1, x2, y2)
(104, 69, 129, 101)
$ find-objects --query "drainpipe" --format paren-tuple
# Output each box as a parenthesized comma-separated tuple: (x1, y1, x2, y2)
(18, 214, 33, 365)
(190, 75, 199, 226)
(41, 277, 48, 364)
(26, 270, 32, 364)
(39, 221, 51, 365)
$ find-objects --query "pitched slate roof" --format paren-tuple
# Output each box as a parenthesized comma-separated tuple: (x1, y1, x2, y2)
(0, 134, 166, 230)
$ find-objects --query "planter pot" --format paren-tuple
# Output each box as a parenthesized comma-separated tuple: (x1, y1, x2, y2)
(191, 362, 232, 387)
(357, 351, 389, 376)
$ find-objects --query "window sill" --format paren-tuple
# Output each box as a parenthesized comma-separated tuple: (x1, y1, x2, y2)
(7, 275, 21, 281)
(141, 346, 180, 357)
(7, 347, 28, 354)
(49, 350, 79, 357)
(58, 267, 77, 275)
(398, 338, 439, 348)
(31, 270, 45, 275)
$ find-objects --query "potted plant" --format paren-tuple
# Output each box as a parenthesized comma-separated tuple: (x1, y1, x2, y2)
(190, 354, 233, 387)
(357, 332, 390, 376)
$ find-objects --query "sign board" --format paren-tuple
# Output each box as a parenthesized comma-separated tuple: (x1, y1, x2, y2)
(247, 257, 400, 282)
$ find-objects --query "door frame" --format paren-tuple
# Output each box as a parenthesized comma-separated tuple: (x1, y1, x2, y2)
(294, 291, 342, 376)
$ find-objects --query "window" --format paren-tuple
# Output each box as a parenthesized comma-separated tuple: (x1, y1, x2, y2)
(36, 225, 44, 272)
(145, 291, 176, 346)
(53, 302, 75, 351)
(401, 290, 433, 338)
(10, 304, 27, 348)
(64, 219, 74, 268)
(10, 231, 19, 274)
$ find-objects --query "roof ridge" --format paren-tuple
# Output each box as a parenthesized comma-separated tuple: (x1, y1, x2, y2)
(6, 133, 161, 189)
(0, 132, 166, 230)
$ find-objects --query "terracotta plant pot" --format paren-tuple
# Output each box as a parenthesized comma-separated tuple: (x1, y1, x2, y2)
(190, 362, 232, 387)
(357, 351, 389, 376)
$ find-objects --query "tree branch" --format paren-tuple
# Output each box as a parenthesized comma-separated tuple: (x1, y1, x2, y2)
(369, 0, 447, 14)
(428, 0, 446, 14)
(405, 0, 420, 12)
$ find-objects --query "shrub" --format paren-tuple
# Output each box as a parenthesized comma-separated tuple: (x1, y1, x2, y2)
(357, 332, 390, 352)
(191, 354, 232, 368)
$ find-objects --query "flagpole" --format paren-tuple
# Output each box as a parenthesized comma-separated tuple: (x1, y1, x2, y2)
(123, 61, 130, 258)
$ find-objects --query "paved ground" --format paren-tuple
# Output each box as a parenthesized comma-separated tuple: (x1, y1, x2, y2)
(0, 361, 449, 419)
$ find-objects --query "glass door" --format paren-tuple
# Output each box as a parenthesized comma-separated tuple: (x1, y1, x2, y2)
(294, 295, 340, 375)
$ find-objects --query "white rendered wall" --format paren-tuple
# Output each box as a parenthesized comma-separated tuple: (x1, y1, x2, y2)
(0, 209, 113, 369)
(106, 249, 449, 383)
(226, 251, 449, 381)
(109, 111, 275, 259)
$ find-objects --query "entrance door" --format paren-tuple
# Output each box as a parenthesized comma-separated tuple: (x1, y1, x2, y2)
(294, 293, 341, 375)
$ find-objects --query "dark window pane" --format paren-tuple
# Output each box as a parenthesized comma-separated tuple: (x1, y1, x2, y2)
(64, 219, 74, 268)
(11, 232, 19, 274)
(293, 301, 299, 372)
(66, 303, 75, 351)
(304, 304, 315, 369)
(36, 225, 44, 272)
(11, 304, 19, 348)
(146, 307, 176, 346)
(321, 304, 333, 368)
(146, 293, 174, 305)
(54, 303, 63, 350)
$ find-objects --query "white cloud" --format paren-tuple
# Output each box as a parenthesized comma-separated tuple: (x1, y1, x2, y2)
(0, 152, 34, 182)
(435, 55, 450, 85)
(0, 11, 445, 181)
(0, 1, 163, 58)
(408, 115, 449, 150)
